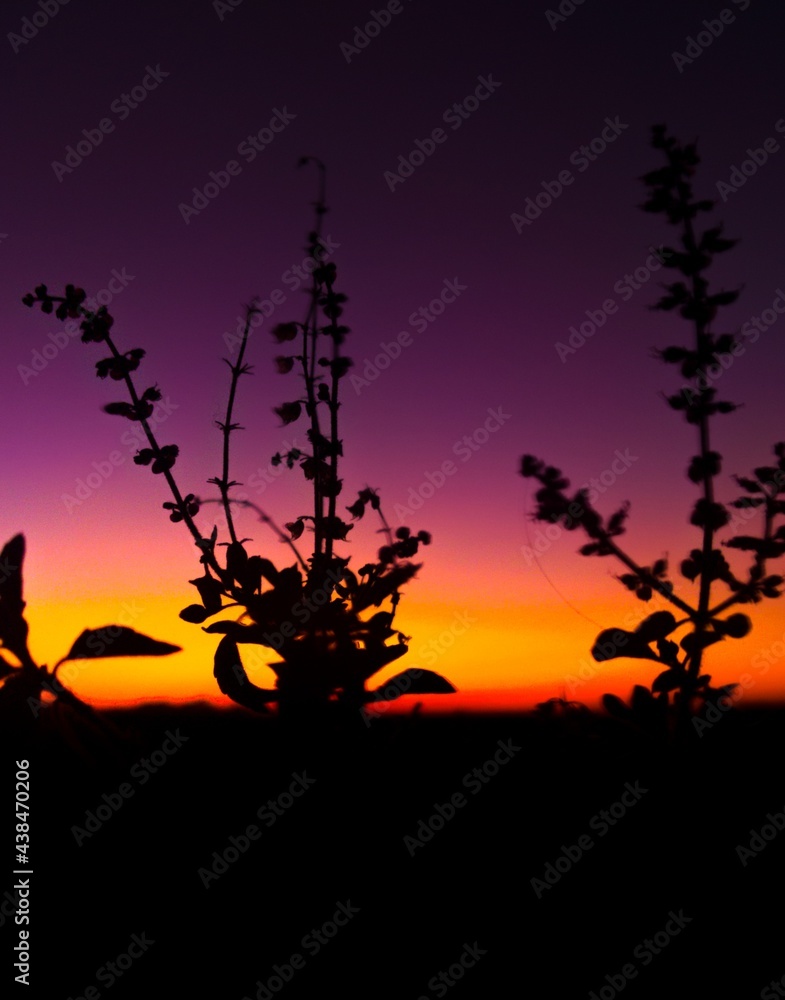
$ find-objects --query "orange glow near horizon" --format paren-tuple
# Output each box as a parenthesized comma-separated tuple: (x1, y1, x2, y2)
(21, 585, 785, 713)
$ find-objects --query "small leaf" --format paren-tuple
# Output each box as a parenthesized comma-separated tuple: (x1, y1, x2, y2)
(680, 630, 723, 657)
(680, 559, 699, 581)
(226, 541, 248, 583)
(285, 519, 305, 540)
(272, 322, 298, 343)
(368, 668, 456, 701)
(634, 611, 677, 643)
(180, 604, 209, 623)
(273, 402, 302, 425)
(62, 626, 181, 661)
(652, 669, 682, 693)
(189, 574, 224, 615)
(103, 402, 138, 420)
(715, 613, 751, 639)
(591, 628, 662, 663)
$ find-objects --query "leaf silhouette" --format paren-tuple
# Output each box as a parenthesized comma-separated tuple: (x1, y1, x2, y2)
(633, 611, 678, 643)
(0, 534, 30, 658)
(0, 534, 25, 614)
(212, 635, 278, 712)
(367, 668, 456, 701)
(62, 626, 181, 662)
(591, 628, 663, 663)
(652, 669, 682, 693)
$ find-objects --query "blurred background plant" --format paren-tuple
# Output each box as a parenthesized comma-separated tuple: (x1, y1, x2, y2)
(522, 126, 785, 738)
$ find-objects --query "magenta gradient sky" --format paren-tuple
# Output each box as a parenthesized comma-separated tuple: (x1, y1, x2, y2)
(3, 0, 785, 706)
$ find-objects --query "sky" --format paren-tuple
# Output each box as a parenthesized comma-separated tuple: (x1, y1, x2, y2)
(3, 0, 785, 711)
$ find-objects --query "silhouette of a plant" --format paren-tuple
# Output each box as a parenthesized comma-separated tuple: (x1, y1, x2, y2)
(0, 534, 180, 725)
(22, 161, 455, 718)
(521, 126, 785, 734)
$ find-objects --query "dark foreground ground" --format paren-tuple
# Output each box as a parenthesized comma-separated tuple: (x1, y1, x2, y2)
(3, 699, 785, 998)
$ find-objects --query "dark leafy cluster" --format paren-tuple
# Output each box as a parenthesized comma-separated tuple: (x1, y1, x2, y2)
(643, 129, 742, 429)
(521, 456, 629, 556)
(21, 163, 453, 719)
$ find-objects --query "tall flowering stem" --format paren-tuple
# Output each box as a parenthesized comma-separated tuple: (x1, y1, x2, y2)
(521, 126, 785, 736)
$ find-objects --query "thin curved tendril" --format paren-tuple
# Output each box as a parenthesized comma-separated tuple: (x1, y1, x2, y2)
(520, 495, 604, 629)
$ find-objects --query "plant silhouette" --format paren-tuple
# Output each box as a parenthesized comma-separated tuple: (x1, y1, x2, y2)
(0, 533, 180, 751)
(22, 160, 455, 720)
(522, 126, 785, 736)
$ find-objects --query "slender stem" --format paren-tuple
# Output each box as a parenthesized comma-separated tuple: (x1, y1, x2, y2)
(93, 323, 224, 580)
(215, 306, 255, 545)
(301, 311, 323, 569)
(297, 159, 329, 579)
(600, 534, 697, 619)
(374, 499, 395, 548)
(324, 277, 341, 567)
(683, 207, 714, 682)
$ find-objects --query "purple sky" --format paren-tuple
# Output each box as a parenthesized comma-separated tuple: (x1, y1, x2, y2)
(3, 0, 785, 705)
